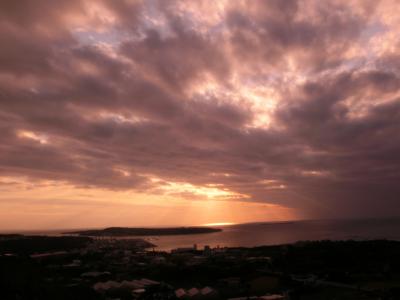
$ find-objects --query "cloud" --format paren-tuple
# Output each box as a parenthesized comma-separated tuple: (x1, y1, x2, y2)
(0, 0, 400, 221)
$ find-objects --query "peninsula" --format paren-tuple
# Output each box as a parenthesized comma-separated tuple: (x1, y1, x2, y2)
(64, 226, 222, 237)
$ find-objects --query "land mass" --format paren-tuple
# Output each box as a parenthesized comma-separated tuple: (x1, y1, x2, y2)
(2, 239, 400, 299)
(64, 226, 222, 236)
(0, 235, 93, 255)
(0, 235, 155, 255)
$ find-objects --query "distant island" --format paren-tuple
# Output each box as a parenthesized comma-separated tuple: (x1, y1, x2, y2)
(63, 226, 222, 237)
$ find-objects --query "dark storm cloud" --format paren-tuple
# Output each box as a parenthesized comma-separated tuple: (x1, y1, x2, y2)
(0, 0, 399, 219)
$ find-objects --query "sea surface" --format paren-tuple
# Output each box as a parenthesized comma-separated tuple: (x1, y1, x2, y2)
(7, 218, 400, 251)
(148, 218, 400, 251)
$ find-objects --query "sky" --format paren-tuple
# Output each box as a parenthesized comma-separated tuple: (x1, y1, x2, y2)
(1, 0, 400, 230)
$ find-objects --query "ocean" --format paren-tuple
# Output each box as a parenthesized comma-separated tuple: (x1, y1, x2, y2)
(150, 218, 400, 251)
(7, 218, 400, 251)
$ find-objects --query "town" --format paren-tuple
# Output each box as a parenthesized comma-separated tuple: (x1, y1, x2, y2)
(1, 235, 400, 299)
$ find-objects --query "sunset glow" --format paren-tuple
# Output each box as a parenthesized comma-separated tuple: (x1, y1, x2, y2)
(1, 0, 400, 230)
(203, 222, 236, 227)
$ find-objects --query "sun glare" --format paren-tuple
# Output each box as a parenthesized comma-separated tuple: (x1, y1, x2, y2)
(202, 222, 236, 227)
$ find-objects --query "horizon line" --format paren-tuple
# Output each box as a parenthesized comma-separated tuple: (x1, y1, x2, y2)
(2, 215, 400, 234)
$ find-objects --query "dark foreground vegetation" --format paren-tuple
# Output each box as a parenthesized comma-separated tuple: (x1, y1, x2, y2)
(65, 226, 222, 236)
(1, 237, 400, 299)
(0, 235, 92, 255)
